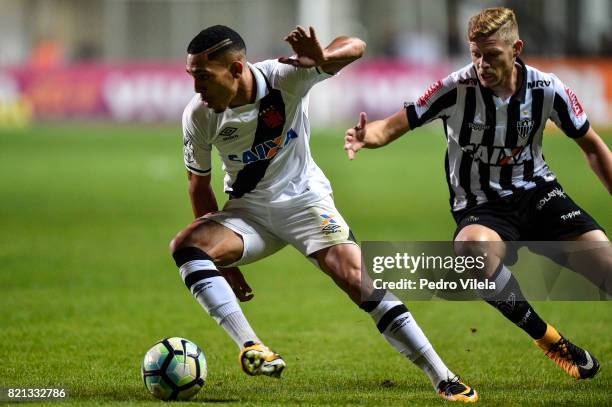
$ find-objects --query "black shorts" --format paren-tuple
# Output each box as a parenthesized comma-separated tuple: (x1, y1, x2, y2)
(452, 181, 605, 241)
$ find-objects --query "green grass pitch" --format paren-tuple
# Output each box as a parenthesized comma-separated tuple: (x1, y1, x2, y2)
(0, 123, 610, 406)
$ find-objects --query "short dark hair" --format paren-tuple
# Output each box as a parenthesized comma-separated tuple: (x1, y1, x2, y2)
(187, 25, 246, 59)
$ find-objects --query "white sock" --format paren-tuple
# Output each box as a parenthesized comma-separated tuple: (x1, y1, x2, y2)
(413, 348, 454, 388)
(179, 258, 259, 348)
(365, 291, 453, 388)
(218, 309, 261, 348)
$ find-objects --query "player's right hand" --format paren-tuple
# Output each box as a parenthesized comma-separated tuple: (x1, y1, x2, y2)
(219, 266, 254, 302)
(344, 112, 367, 160)
(279, 26, 325, 68)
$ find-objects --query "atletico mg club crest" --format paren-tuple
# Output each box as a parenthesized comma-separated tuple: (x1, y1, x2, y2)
(516, 118, 534, 139)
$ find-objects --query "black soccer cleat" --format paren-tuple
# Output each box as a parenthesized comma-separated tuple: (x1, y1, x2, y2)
(535, 324, 600, 380)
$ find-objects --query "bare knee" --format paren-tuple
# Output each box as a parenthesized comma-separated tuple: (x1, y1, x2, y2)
(169, 220, 243, 265)
(455, 224, 502, 242)
(455, 225, 503, 253)
(169, 219, 210, 253)
(454, 225, 505, 277)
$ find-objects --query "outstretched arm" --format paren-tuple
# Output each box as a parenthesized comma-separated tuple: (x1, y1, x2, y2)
(344, 109, 411, 160)
(574, 127, 612, 194)
(278, 26, 365, 75)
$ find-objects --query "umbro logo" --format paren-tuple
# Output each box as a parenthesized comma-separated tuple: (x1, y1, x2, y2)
(219, 127, 238, 141)
(389, 316, 411, 333)
(322, 224, 342, 235)
(192, 281, 212, 295)
(320, 214, 341, 235)
(497, 293, 516, 315)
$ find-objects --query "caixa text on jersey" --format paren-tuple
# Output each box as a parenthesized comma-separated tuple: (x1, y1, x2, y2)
(228, 128, 298, 164)
(462, 143, 533, 166)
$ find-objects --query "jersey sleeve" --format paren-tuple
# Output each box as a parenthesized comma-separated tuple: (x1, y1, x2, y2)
(549, 74, 590, 138)
(404, 75, 458, 129)
(263, 59, 333, 96)
(182, 106, 212, 176)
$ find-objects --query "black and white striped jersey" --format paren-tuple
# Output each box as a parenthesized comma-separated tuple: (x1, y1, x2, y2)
(405, 58, 590, 212)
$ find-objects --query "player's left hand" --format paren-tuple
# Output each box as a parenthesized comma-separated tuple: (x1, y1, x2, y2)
(344, 112, 368, 160)
(279, 26, 326, 68)
(219, 266, 254, 302)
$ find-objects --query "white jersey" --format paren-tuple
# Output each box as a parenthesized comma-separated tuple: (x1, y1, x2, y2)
(182, 59, 333, 207)
(405, 58, 590, 212)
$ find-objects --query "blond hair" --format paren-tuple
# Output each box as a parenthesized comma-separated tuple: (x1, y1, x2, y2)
(468, 7, 519, 44)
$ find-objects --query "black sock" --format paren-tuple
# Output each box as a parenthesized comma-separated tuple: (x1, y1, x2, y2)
(484, 264, 547, 340)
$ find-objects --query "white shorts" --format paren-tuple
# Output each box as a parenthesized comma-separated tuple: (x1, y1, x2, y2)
(203, 194, 357, 266)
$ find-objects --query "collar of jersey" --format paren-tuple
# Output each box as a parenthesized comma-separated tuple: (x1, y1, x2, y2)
(513, 57, 528, 102)
(250, 62, 268, 103)
(227, 62, 269, 113)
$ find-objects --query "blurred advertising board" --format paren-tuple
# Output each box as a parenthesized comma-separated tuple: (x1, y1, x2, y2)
(0, 63, 192, 126)
(524, 58, 612, 127)
(1, 59, 611, 127)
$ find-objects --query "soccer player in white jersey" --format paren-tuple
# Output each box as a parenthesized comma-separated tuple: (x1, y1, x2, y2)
(345, 7, 611, 381)
(170, 25, 477, 402)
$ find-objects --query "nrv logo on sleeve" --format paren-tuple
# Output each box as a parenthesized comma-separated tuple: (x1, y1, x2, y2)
(228, 128, 298, 163)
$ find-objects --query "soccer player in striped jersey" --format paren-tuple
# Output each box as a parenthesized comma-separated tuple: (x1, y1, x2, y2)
(345, 7, 610, 381)
(170, 25, 477, 402)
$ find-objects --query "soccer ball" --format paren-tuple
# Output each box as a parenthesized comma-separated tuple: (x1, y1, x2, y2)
(141, 337, 207, 401)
